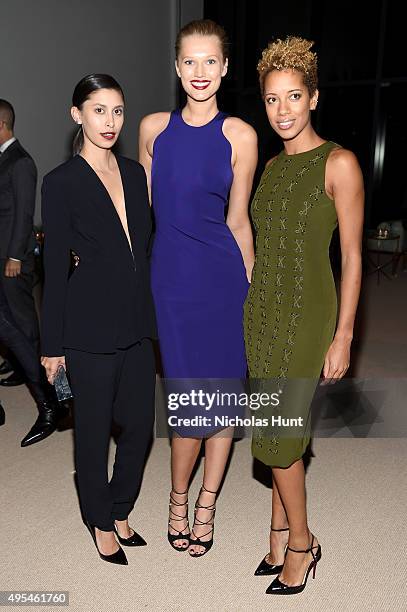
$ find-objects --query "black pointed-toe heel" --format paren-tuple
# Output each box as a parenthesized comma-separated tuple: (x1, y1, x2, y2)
(266, 533, 321, 595)
(254, 526, 289, 576)
(188, 485, 217, 558)
(114, 523, 147, 547)
(85, 521, 128, 565)
(168, 489, 190, 551)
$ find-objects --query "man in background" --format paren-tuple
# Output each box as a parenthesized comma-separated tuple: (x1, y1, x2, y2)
(0, 98, 38, 379)
(0, 99, 61, 445)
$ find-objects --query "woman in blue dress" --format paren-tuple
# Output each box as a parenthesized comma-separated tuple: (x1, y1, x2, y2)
(139, 19, 257, 556)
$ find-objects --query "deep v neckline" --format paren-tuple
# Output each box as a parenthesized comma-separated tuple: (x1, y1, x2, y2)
(78, 154, 134, 255)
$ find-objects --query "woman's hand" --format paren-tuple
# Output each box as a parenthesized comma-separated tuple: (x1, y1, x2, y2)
(322, 337, 351, 384)
(41, 356, 66, 384)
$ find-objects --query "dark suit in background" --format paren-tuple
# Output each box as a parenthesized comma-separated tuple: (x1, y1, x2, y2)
(0, 277, 42, 384)
(0, 139, 39, 350)
(0, 137, 62, 445)
(41, 154, 157, 531)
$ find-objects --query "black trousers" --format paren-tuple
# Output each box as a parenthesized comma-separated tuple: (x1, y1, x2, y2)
(0, 275, 42, 384)
(65, 338, 155, 531)
(1, 254, 40, 356)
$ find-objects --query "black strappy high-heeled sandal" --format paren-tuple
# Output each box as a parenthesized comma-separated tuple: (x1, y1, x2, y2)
(167, 489, 190, 551)
(188, 485, 217, 558)
(254, 526, 289, 576)
(266, 533, 322, 595)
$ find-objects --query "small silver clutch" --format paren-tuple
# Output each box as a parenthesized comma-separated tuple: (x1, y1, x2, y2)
(53, 365, 73, 402)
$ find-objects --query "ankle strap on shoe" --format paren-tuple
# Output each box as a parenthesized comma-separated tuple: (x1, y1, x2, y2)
(287, 534, 318, 560)
(201, 484, 217, 495)
(192, 502, 216, 540)
(169, 491, 188, 510)
(196, 486, 217, 511)
(270, 526, 289, 532)
(171, 488, 188, 496)
(169, 491, 189, 528)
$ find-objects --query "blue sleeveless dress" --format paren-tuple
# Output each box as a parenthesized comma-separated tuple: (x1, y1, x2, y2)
(151, 109, 249, 381)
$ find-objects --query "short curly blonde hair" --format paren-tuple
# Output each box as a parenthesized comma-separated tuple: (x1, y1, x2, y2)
(257, 36, 318, 96)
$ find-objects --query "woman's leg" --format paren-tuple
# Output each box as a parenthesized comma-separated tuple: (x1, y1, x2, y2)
(110, 339, 156, 538)
(169, 435, 202, 548)
(188, 431, 233, 555)
(264, 475, 289, 565)
(66, 348, 119, 555)
(271, 459, 319, 585)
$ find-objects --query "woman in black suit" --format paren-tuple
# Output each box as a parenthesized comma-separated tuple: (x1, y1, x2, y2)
(41, 74, 157, 565)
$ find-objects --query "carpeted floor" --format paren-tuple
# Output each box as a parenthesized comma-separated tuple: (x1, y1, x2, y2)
(1, 274, 406, 612)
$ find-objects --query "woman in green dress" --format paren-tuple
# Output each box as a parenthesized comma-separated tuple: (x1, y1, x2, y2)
(243, 36, 364, 594)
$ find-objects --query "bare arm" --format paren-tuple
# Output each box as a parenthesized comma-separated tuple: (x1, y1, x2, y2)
(223, 118, 258, 282)
(138, 112, 170, 204)
(323, 148, 364, 380)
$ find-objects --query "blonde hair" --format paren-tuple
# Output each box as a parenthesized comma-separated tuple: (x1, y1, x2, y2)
(175, 19, 229, 61)
(257, 36, 318, 95)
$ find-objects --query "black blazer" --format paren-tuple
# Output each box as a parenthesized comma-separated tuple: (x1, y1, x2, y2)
(0, 139, 37, 260)
(40, 154, 157, 356)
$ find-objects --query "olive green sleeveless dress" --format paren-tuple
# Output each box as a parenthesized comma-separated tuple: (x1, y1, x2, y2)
(244, 142, 339, 468)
